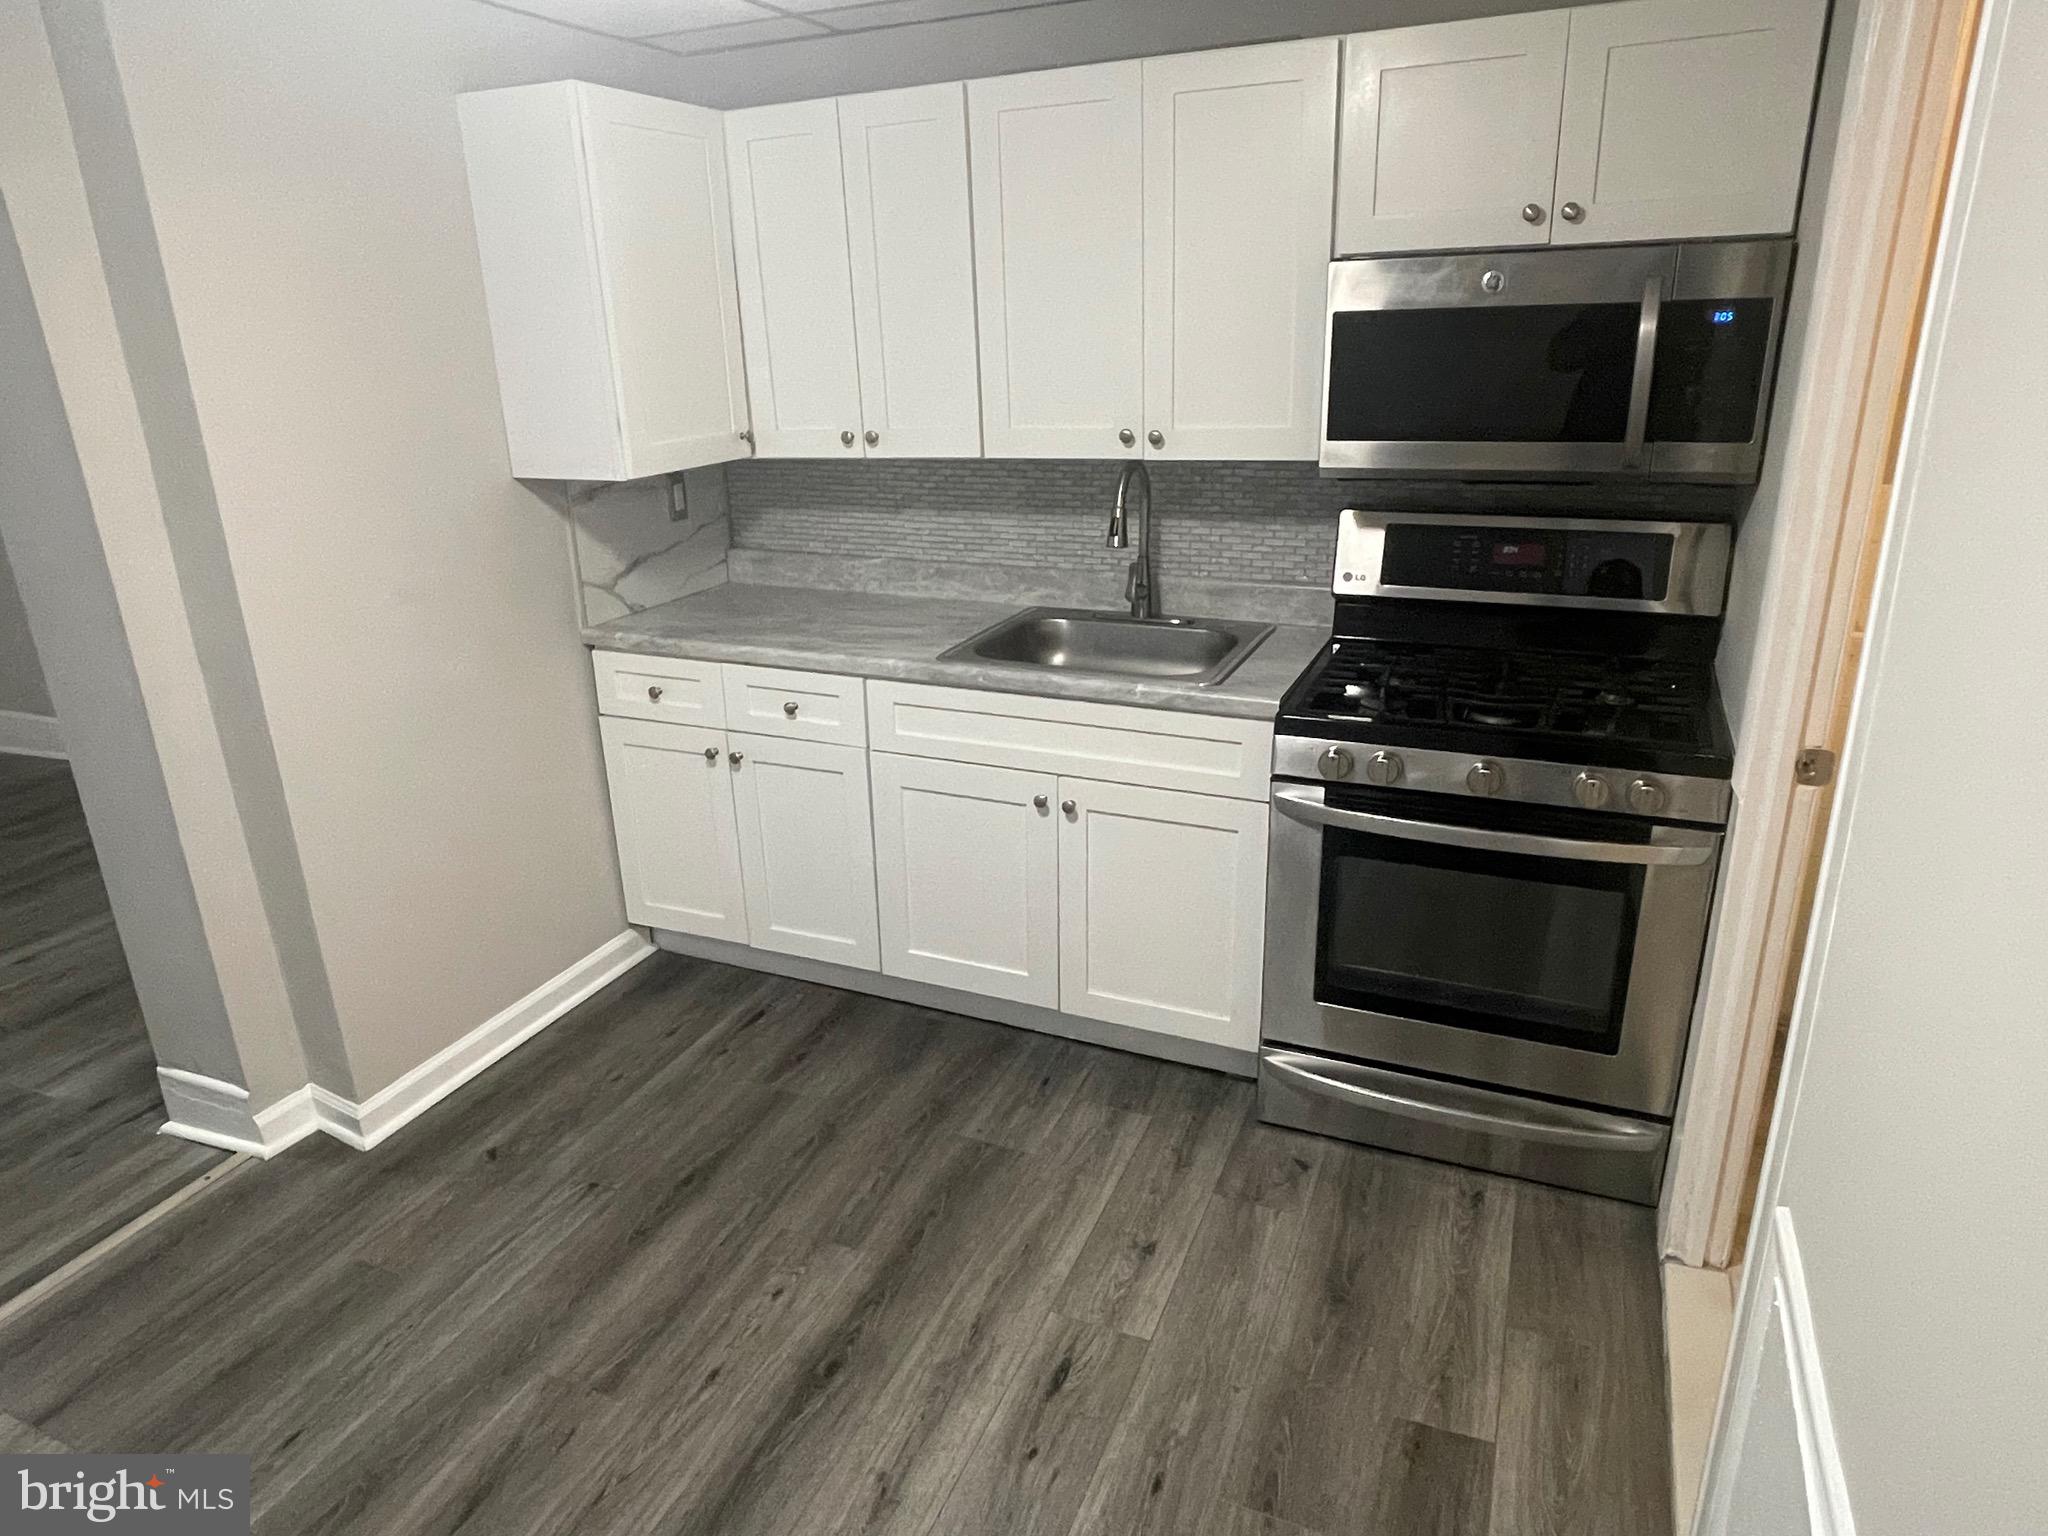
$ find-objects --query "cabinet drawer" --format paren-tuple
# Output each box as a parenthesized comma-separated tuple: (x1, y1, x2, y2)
(866, 681, 1271, 801)
(722, 664, 867, 746)
(592, 651, 725, 727)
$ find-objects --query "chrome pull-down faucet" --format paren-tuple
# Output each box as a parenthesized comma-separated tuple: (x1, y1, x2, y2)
(1106, 462, 1156, 619)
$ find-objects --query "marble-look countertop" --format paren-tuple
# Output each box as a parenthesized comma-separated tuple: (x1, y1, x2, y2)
(583, 585, 1329, 720)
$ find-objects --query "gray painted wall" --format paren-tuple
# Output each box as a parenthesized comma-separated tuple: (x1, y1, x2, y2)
(71, 0, 708, 1100)
(0, 193, 295, 1097)
(0, 537, 52, 720)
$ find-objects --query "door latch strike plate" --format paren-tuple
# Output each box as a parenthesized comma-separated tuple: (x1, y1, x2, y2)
(1795, 747, 1837, 787)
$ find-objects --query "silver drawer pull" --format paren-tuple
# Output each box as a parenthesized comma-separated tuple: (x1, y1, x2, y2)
(783, 701, 799, 718)
(729, 751, 744, 768)
(646, 684, 663, 702)
(703, 746, 719, 764)
(1032, 794, 1049, 811)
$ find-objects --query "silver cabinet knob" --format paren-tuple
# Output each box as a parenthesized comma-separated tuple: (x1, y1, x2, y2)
(737, 428, 753, 444)
(1033, 794, 1049, 811)
(1626, 777, 1667, 814)
(1060, 799, 1077, 816)
(1560, 201, 1585, 223)
(1573, 771, 1611, 810)
(1466, 761, 1504, 796)
(647, 685, 664, 702)
(1147, 429, 1164, 448)
(1118, 428, 1135, 446)
(840, 429, 856, 446)
(1316, 747, 1355, 781)
(703, 746, 719, 764)
(1521, 202, 1545, 224)
(782, 701, 799, 718)
(729, 750, 744, 768)
(864, 429, 879, 447)
(1364, 750, 1404, 787)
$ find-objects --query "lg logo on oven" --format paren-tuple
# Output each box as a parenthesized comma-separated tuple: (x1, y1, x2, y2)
(3, 1455, 249, 1533)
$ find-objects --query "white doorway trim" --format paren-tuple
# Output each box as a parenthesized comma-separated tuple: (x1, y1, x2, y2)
(1659, 0, 1982, 1267)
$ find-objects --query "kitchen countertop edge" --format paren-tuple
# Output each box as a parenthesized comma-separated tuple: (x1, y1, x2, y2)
(582, 584, 1328, 722)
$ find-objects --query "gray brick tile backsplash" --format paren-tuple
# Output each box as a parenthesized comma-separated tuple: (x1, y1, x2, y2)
(726, 459, 1353, 588)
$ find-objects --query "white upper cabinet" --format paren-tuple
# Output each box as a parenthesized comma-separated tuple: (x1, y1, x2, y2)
(459, 81, 751, 481)
(838, 84, 984, 458)
(725, 99, 866, 458)
(1141, 40, 1338, 461)
(1334, 12, 1570, 256)
(969, 62, 1146, 460)
(1552, 0, 1829, 245)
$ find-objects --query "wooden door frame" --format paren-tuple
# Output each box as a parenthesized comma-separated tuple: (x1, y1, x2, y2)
(1659, 0, 1983, 1267)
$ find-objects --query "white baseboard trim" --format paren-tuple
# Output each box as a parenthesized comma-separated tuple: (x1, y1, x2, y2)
(0, 709, 64, 759)
(158, 929, 656, 1157)
(319, 928, 655, 1150)
(159, 1066, 324, 1158)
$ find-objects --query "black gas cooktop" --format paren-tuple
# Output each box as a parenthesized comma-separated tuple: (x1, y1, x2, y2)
(1278, 612, 1734, 780)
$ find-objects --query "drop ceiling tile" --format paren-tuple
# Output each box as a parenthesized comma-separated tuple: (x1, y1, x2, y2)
(645, 14, 833, 50)
(783, 0, 1052, 25)
(500, 0, 778, 39)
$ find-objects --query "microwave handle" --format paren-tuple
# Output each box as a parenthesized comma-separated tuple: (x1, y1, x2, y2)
(1623, 273, 1664, 469)
(1273, 787, 1717, 867)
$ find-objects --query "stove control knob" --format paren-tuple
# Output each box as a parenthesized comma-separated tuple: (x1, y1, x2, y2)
(1573, 772, 1612, 810)
(1626, 777, 1668, 815)
(1363, 750, 1404, 786)
(1316, 746, 1356, 781)
(1466, 761, 1505, 797)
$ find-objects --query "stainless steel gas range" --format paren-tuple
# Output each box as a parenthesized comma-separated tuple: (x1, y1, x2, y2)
(1259, 510, 1735, 1204)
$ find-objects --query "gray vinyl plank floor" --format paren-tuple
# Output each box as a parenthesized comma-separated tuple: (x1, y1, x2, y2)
(0, 755, 226, 1304)
(0, 942, 1672, 1536)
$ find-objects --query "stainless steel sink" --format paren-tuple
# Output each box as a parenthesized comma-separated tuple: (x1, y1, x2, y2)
(939, 607, 1274, 687)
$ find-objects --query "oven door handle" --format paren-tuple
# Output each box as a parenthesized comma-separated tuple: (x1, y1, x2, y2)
(1264, 1051, 1667, 1152)
(1273, 787, 1718, 866)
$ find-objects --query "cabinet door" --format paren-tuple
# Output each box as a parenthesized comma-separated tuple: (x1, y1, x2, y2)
(597, 717, 748, 942)
(968, 63, 1145, 460)
(1142, 40, 1338, 461)
(838, 84, 983, 459)
(1553, 0, 1828, 245)
(577, 83, 753, 477)
(724, 98, 866, 458)
(1057, 779, 1267, 1051)
(870, 753, 1059, 1006)
(1334, 12, 1570, 256)
(728, 733, 879, 970)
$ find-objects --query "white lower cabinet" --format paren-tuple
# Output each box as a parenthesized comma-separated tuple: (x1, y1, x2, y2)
(598, 716, 749, 943)
(597, 658, 1271, 1060)
(729, 732, 880, 970)
(1056, 778, 1268, 1051)
(869, 752, 1060, 1007)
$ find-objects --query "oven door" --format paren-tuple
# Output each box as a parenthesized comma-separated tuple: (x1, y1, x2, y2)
(1263, 784, 1720, 1116)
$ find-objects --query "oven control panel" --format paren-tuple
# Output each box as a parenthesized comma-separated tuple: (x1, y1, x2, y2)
(1332, 510, 1730, 617)
(1379, 524, 1673, 601)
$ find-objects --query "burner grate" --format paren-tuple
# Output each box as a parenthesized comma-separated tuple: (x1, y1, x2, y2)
(1297, 639, 1714, 752)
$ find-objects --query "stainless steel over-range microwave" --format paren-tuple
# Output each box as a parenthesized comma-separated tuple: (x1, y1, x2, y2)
(1320, 239, 1794, 483)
